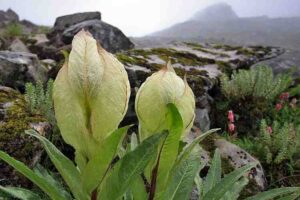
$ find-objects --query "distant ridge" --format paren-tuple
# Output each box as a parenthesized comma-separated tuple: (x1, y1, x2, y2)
(147, 2, 300, 50)
(191, 2, 238, 21)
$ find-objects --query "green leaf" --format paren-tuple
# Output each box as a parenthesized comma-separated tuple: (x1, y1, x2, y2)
(163, 146, 202, 200)
(130, 175, 148, 200)
(203, 149, 222, 196)
(194, 173, 203, 198)
(221, 177, 249, 200)
(276, 191, 300, 200)
(0, 186, 41, 200)
(33, 165, 72, 199)
(81, 126, 129, 194)
(129, 133, 148, 200)
(154, 103, 184, 199)
(25, 130, 88, 200)
(203, 163, 255, 200)
(0, 151, 66, 200)
(98, 132, 167, 200)
(245, 187, 300, 200)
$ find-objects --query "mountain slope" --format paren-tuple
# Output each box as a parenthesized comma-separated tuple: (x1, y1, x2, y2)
(149, 3, 300, 50)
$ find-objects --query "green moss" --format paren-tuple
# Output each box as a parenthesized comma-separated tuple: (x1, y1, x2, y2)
(0, 88, 45, 186)
(116, 47, 219, 97)
(212, 44, 240, 51)
(216, 61, 232, 75)
(200, 133, 218, 154)
(236, 48, 256, 56)
(184, 42, 203, 49)
(221, 157, 235, 174)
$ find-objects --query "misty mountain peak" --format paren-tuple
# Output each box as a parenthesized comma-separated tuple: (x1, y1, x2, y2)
(191, 2, 238, 21)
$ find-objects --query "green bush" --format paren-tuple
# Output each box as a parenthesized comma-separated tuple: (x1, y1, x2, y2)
(231, 119, 300, 187)
(220, 65, 291, 101)
(215, 65, 292, 136)
(259, 120, 299, 165)
(2, 22, 23, 38)
(25, 79, 54, 124)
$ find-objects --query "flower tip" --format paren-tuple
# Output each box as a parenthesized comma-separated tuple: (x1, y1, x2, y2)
(161, 60, 176, 73)
(76, 29, 93, 38)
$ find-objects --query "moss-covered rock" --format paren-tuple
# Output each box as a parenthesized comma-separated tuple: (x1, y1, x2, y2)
(0, 86, 50, 187)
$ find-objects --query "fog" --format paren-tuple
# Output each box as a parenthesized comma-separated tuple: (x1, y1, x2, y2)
(0, 0, 299, 36)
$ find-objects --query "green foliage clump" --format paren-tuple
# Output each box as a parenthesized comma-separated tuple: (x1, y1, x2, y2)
(25, 80, 54, 124)
(215, 65, 292, 136)
(2, 22, 23, 38)
(231, 118, 300, 187)
(221, 65, 291, 101)
(257, 120, 299, 165)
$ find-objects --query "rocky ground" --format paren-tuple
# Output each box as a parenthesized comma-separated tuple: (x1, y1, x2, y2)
(0, 8, 291, 195)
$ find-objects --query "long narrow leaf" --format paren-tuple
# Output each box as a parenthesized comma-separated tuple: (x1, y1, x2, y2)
(194, 173, 202, 198)
(33, 165, 72, 199)
(221, 177, 249, 200)
(0, 151, 66, 200)
(203, 149, 222, 195)
(203, 163, 255, 200)
(154, 103, 184, 200)
(245, 187, 300, 200)
(98, 133, 167, 200)
(130, 175, 148, 200)
(25, 130, 88, 200)
(81, 126, 130, 194)
(163, 147, 202, 200)
(0, 186, 41, 200)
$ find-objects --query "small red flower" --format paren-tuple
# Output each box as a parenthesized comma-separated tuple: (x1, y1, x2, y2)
(266, 126, 272, 134)
(276, 103, 282, 111)
(228, 123, 235, 133)
(279, 92, 289, 101)
(227, 110, 234, 123)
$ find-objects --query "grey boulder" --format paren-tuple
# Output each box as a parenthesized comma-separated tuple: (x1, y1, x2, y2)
(53, 11, 101, 31)
(47, 11, 102, 47)
(215, 139, 267, 191)
(0, 51, 47, 91)
(8, 38, 30, 53)
(62, 19, 134, 53)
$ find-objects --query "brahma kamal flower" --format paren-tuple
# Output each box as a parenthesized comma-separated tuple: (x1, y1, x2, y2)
(135, 61, 195, 141)
(53, 30, 130, 158)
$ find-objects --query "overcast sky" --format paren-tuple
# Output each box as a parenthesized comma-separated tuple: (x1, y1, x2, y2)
(0, 0, 299, 36)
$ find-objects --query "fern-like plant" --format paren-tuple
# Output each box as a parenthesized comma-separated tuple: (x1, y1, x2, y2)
(258, 120, 299, 165)
(25, 79, 55, 124)
(220, 65, 291, 101)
